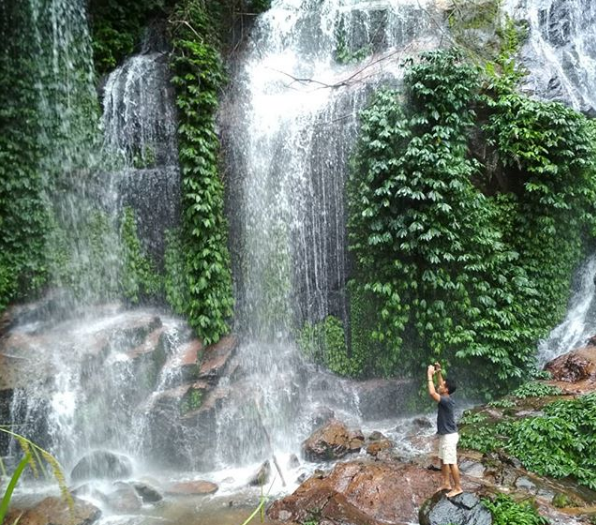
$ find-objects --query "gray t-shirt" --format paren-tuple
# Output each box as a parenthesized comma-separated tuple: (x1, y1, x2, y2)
(437, 395, 457, 435)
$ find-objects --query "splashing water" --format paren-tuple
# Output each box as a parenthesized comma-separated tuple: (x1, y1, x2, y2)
(537, 254, 596, 366)
(503, 0, 596, 111)
(217, 0, 441, 472)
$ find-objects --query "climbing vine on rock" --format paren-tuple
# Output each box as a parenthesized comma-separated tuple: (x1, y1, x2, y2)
(0, 2, 50, 310)
(347, 48, 596, 394)
(168, 0, 234, 345)
(120, 207, 162, 305)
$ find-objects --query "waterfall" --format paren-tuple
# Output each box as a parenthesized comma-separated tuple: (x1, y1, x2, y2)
(101, 26, 181, 265)
(217, 0, 440, 470)
(0, 0, 186, 483)
(504, 0, 596, 111)
(537, 254, 596, 366)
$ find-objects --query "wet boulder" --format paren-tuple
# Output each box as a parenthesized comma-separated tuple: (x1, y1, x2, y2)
(545, 346, 596, 385)
(302, 419, 364, 462)
(133, 481, 163, 503)
(268, 458, 457, 524)
(4, 496, 101, 525)
(419, 491, 492, 525)
(70, 450, 133, 481)
(166, 480, 219, 495)
(249, 460, 271, 486)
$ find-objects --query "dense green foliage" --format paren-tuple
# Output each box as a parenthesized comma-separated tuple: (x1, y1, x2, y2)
(88, 0, 172, 75)
(347, 48, 596, 393)
(510, 381, 562, 399)
(298, 316, 363, 376)
(168, 0, 234, 344)
(482, 494, 549, 525)
(120, 207, 162, 304)
(460, 392, 596, 489)
(0, 2, 50, 309)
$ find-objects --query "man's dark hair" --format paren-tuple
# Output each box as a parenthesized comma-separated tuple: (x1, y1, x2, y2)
(445, 378, 457, 394)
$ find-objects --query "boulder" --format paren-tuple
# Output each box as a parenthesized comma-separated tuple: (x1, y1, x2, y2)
(166, 480, 218, 495)
(545, 346, 596, 385)
(70, 450, 133, 481)
(366, 438, 393, 457)
(133, 481, 163, 503)
(419, 491, 492, 525)
(302, 419, 364, 462)
(268, 458, 466, 524)
(249, 460, 271, 486)
(4, 496, 101, 525)
(198, 335, 238, 379)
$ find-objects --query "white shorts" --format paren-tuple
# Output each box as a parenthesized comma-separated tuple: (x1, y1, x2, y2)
(438, 432, 459, 465)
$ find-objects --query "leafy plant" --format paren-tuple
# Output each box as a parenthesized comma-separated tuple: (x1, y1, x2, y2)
(0, 428, 72, 523)
(88, 0, 172, 74)
(298, 316, 362, 377)
(168, 0, 234, 345)
(482, 493, 549, 525)
(488, 398, 516, 409)
(346, 45, 596, 393)
(120, 207, 162, 304)
(511, 382, 562, 399)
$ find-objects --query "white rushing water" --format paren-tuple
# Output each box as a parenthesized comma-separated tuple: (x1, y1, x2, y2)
(217, 0, 441, 471)
(503, 0, 596, 111)
(537, 254, 596, 366)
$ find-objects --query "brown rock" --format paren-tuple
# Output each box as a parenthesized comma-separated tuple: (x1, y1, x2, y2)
(302, 419, 364, 462)
(4, 496, 101, 525)
(268, 459, 465, 525)
(546, 346, 596, 382)
(166, 480, 218, 495)
(366, 438, 393, 457)
(199, 335, 237, 378)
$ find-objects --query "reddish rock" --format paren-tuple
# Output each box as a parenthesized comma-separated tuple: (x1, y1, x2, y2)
(127, 327, 166, 359)
(198, 335, 237, 378)
(5, 496, 101, 525)
(366, 438, 393, 457)
(545, 346, 596, 395)
(179, 339, 204, 366)
(166, 480, 218, 495)
(268, 459, 479, 525)
(302, 419, 364, 462)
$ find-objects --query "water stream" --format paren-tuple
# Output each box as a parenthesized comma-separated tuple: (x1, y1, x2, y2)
(504, 0, 596, 112)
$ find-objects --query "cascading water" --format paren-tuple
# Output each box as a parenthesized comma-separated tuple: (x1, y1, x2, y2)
(0, 0, 189, 502)
(504, 0, 596, 111)
(537, 254, 596, 366)
(101, 25, 181, 264)
(4, 0, 596, 521)
(217, 0, 441, 473)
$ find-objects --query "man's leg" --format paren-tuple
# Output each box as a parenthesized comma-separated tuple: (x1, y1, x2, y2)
(446, 464, 463, 497)
(439, 460, 451, 491)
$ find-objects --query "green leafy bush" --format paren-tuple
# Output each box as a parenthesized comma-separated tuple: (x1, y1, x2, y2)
(120, 207, 162, 304)
(511, 382, 562, 399)
(482, 493, 549, 525)
(506, 393, 596, 489)
(347, 47, 596, 393)
(88, 0, 171, 74)
(298, 316, 363, 377)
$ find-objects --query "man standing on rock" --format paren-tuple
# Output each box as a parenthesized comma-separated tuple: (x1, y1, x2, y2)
(427, 362, 463, 498)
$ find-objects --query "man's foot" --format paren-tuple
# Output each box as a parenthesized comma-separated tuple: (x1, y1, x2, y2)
(438, 486, 452, 492)
(446, 489, 463, 498)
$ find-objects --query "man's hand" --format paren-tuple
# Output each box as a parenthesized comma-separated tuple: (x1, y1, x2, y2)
(427, 364, 435, 377)
(434, 362, 442, 372)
